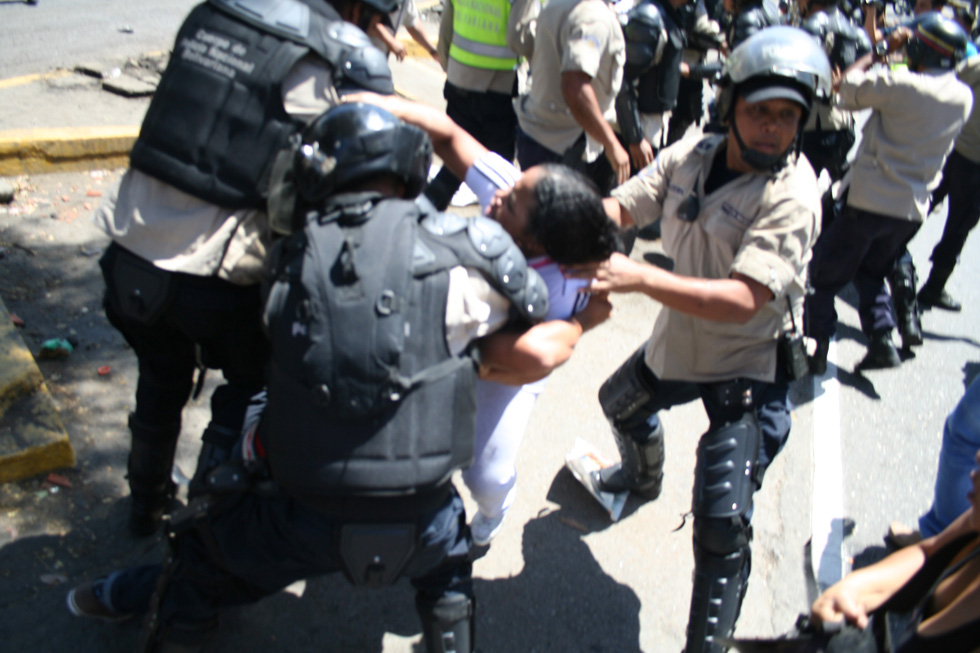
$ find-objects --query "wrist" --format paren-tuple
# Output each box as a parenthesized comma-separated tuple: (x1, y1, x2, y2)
(874, 39, 888, 59)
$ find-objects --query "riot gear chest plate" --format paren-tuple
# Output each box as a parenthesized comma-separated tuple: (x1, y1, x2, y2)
(261, 195, 547, 499)
(130, 0, 394, 209)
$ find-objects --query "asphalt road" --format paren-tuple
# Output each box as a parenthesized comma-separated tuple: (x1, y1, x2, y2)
(2, 6, 980, 651)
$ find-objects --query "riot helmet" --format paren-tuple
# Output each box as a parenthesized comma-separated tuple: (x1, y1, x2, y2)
(906, 11, 968, 70)
(717, 25, 832, 170)
(294, 102, 432, 203)
(802, 10, 873, 69)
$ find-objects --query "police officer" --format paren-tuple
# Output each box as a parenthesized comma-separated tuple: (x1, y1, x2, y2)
(68, 102, 553, 652)
(566, 27, 829, 653)
(422, 0, 537, 210)
(806, 12, 972, 373)
(514, 0, 630, 193)
(918, 40, 980, 312)
(799, 0, 870, 226)
(665, 0, 726, 147)
(93, 0, 397, 537)
(616, 0, 692, 171)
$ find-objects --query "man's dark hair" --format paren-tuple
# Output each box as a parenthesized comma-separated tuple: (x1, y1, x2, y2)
(527, 164, 621, 265)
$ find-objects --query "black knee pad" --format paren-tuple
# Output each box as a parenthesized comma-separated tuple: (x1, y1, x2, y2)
(599, 346, 654, 423)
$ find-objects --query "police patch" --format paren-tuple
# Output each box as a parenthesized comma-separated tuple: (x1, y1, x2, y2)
(721, 202, 752, 227)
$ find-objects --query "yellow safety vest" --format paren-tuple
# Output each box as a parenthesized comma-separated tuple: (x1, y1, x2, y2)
(449, 0, 518, 70)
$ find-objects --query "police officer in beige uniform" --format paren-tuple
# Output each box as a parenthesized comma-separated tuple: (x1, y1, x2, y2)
(806, 12, 973, 373)
(916, 51, 980, 312)
(92, 0, 398, 537)
(514, 0, 629, 193)
(566, 26, 829, 653)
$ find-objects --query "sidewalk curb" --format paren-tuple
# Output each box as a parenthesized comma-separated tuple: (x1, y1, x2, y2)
(0, 126, 138, 176)
(0, 298, 75, 484)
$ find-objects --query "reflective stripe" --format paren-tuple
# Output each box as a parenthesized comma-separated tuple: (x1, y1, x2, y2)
(449, 0, 517, 70)
(451, 33, 517, 60)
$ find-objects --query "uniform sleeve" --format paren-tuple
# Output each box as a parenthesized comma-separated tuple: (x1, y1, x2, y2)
(730, 178, 818, 299)
(609, 151, 672, 228)
(465, 152, 522, 215)
(561, 3, 616, 78)
(835, 67, 893, 113)
(281, 55, 340, 120)
(445, 267, 513, 355)
(508, 0, 539, 59)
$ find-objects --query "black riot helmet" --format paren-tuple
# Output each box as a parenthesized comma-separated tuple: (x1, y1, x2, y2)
(802, 10, 873, 69)
(718, 26, 832, 171)
(294, 102, 432, 203)
(906, 11, 969, 70)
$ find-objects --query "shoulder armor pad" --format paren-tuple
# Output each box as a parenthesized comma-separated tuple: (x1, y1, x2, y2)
(421, 210, 470, 236)
(468, 215, 516, 259)
(336, 43, 395, 95)
(210, 0, 311, 41)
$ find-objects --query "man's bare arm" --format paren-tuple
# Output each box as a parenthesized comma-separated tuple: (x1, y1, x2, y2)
(561, 71, 631, 186)
(565, 253, 773, 323)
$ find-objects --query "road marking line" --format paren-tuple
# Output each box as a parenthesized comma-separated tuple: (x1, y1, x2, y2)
(811, 338, 845, 591)
(0, 70, 71, 90)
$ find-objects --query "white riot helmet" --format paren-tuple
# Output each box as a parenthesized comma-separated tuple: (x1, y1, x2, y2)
(718, 26, 832, 171)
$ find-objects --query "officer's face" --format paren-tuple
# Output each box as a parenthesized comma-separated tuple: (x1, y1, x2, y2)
(729, 96, 803, 172)
(487, 166, 545, 254)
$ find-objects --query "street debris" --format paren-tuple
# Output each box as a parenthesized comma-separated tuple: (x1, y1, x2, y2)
(0, 179, 14, 204)
(38, 338, 73, 359)
(564, 438, 629, 521)
(46, 473, 71, 488)
(97, 365, 111, 376)
(10, 313, 25, 327)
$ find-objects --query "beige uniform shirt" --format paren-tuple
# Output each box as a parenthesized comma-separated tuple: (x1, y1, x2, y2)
(94, 55, 341, 286)
(836, 66, 972, 222)
(514, 0, 625, 155)
(953, 57, 980, 164)
(611, 135, 820, 383)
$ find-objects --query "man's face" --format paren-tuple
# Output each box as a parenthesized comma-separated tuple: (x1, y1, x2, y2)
(728, 96, 804, 172)
(486, 166, 544, 253)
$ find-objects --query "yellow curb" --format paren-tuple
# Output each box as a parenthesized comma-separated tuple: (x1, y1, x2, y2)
(0, 298, 75, 484)
(0, 69, 72, 91)
(0, 126, 138, 176)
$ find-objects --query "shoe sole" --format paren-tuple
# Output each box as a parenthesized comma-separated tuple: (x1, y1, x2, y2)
(66, 589, 133, 623)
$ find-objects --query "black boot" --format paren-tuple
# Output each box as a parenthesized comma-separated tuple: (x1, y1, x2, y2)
(416, 591, 474, 653)
(809, 337, 829, 376)
(918, 266, 961, 312)
(596, 421, 665, 500)
(127, 413, 180, 537)
(888, 260, 923, 348)
(857, 329, 900, 371)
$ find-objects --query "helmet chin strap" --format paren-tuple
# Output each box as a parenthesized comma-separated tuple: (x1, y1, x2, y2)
(731, 119, 795, 173)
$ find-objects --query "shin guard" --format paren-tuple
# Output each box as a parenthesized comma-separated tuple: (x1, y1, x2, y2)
(416, 591, 474, 653)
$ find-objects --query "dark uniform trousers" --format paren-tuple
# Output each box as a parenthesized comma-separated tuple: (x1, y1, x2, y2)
(930, 150, 980, 271)
(100, 242, 269, 452)
(102, 394, 473, 632)
(613, 355, 793, 494)
(805, 205, 921, 339)
(424, 81, 518, 210)
(104, 487, 472, 628)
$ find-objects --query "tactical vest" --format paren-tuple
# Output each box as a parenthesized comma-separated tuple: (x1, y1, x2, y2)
(635, 0, 685, 115)
(130, 0, 394, 209)
(261, 194, 548, 500)
(448, 0, 518, 71)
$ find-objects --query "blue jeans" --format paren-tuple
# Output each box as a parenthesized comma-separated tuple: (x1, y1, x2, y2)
(919, 375, 980, 537)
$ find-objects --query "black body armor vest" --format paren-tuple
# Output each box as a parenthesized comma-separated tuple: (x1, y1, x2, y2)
(635, 1, 684, 115)
(261, 194, 548, 500)
(130, 0, 394, 209)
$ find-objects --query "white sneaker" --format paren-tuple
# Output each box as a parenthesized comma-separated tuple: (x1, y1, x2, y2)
(470, 511, 505, 546)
